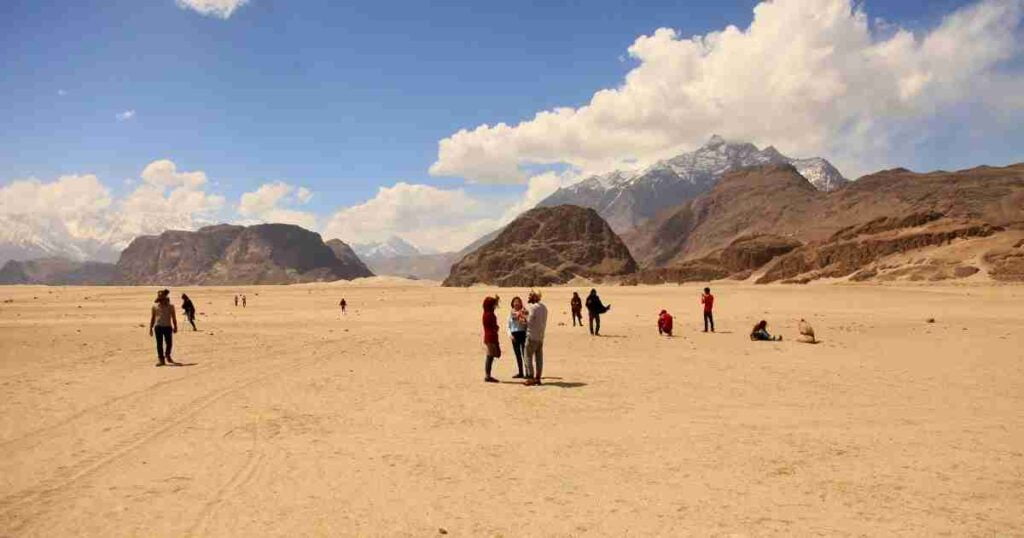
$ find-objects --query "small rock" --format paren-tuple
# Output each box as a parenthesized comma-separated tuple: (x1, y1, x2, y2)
(926, 318, 935, 323)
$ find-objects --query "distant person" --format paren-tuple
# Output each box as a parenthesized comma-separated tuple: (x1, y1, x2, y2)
(797, 319, 816, 344)
(585, 288, 610, 336)
(181, 293, 197, 331)
(570, 292, 583, 327)
(234, 295, 239, 307)
(339, 298, 347, 315)
(508, 296, 528, 379)
(524, 291, 548, 386)
(242, 294, 247, 308)
(701, 287, 715, 332)
(750, 320, 782, 341)
(658, 310, 674, 336)
(149, 289, 179, 366)
(482, 295, 501, 383)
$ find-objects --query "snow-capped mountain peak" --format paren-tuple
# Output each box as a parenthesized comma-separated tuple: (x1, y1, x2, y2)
(351, 235, 421, 260)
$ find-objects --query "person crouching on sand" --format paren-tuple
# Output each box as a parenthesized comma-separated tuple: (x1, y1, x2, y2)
(508, 296, 528, 379)
(150, 289, 179, 366)
(482, 295, 501, 383)
(658, 310, 673, 336)
(750, 320, 782, 341)
(524, 291, 548, 386)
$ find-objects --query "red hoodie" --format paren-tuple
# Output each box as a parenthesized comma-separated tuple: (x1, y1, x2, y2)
(482, 297, 499, 343)
(658, 311, 673, 334)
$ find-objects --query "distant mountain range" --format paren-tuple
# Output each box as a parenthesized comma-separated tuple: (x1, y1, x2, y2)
(537, 135, 847, 232)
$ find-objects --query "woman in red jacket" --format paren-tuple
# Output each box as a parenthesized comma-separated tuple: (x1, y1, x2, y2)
(482, 295, 501, 383)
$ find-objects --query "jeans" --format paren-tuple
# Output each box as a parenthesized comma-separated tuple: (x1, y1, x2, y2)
(511, 331, 526, 375)
(525, 339, 544, 380)
(155, 326, 173, 362)
(703, 311, 714, 332)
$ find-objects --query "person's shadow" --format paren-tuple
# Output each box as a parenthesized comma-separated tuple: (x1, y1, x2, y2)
(169, 362, 199, 367)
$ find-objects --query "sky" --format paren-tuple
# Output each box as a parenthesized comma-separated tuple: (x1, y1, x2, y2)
(2, 0, 1023, 253)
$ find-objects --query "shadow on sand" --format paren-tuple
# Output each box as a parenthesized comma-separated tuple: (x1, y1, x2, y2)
(168, 362, 199, 367)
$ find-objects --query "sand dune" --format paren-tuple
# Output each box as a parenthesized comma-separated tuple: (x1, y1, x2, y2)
(1, 282, 1022, 536)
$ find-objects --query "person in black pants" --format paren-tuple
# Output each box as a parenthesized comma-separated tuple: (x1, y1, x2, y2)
(150, 289, 179, 366)
(585, 288, 610, 336)
(570, 292, 583, 327)
(507, 296, 528, 379)
(181, 293, 197, 331)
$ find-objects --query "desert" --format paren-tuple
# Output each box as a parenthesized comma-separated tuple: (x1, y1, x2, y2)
(1, 280, 1022, 536)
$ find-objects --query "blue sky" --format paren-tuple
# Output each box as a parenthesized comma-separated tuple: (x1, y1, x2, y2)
(1, 0, 1022, 252)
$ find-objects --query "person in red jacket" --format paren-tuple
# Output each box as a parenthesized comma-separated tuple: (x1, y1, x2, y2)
(700, 287, 715, 332)
(482, 295, 501, 383)
(658, 310, 673, 336)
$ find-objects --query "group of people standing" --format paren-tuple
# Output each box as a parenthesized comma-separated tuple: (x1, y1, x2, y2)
(233, 294, 247, 308)
(483, 290, 548, 385)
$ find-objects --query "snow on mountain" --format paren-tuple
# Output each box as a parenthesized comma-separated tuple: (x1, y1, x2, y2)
(537, 135, 848, 232)
(351, 236, 421, 260)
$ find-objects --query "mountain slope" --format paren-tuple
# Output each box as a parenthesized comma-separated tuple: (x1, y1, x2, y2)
(114, 223, 373, 285)
(0, 257, 116, 285)
(325, 239, 374, 277)
(537, 135, 847, 232)
(443, 205, 637, 287)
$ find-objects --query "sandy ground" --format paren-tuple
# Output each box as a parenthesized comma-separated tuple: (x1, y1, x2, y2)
(0, 281, 1022, 536)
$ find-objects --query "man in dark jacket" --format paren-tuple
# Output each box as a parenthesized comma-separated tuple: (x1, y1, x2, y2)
(585, 289, 610, 336)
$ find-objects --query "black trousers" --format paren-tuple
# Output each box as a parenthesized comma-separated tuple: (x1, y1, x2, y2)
(572, 310, 582, 326)
(588, 313, 601, 335)
(703, 311, 715, 332)
(155, 326, 173, 361)
(511, 331, 526, 375)
(185, 311, 197, 331)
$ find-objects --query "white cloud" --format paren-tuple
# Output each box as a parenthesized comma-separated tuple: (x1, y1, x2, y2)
(238, 181, 317, 229)
(322, 182, 507, 252)
(115, 110, 135, 121)
(176, 0, 249, 19)
(430, 0, 1024, 182)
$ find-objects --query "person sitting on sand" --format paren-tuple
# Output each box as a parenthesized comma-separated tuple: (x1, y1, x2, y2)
(750, 320, 782, 341)
(482, 295, 501, 383)
(658, 310, 674, 336)
(150, 289, 179, 366)
(797, 319, 816, 344)
(524, 291, 548, 386)
(181, 293, 197, 331)
(701, 287, 715, 333)
(585, 288, 610, 336)
(508, 296, 528, 379)
(570, 292, 583, 327)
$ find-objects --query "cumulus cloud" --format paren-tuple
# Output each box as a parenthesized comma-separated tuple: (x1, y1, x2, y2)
(115, 110, 135, 121)
(322, 183, 507, 252)
(238, 181, 318, 229)
(430, 0, 1024, 182)
(176, 0, 249, 19)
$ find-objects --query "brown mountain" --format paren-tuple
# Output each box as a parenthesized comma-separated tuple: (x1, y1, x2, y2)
(626, 162, 1024, 283)
(443, 205, 638, 287)
(0, 257, 116, 285)
(325, 239, 374, 277)
(114, 223, 374, 285)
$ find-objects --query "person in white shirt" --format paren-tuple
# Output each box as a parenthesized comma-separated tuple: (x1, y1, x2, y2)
(524, 291, 548, 386)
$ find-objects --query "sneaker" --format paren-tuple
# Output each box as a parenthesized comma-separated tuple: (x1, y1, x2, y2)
(484, 377, 499, 383)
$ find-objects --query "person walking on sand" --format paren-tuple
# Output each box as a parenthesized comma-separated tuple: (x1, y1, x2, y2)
(482, 295, 501, 383)
(524, 291, 548, 386)
(701, 287, 715, 333)
(570, 292, 583, 327)
(750, 320, 782, 341)
(658, 309, 674, 336)
(181, 293, 197, 331)
(585, 288, 610, 336)
(508, 296, 528, 379)
(234, 294, 239, 307)
(149, 289, 179, 366)
(339, 298, 347, 316)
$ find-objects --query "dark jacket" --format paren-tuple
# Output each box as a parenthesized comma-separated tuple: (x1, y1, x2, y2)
(585, 293, 607, 314)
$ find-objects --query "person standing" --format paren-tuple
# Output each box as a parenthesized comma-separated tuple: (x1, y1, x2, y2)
(340, 298, 347, 316)
(242, 294, 247, 308)
(508, 296, 528, 379)
(149, 289, 179, 366)
(181, 293, 197, 331)
(234, 294, 239, 307)
(701, 287, 715, 332)
(570, 292, 583, 327)
(585, 289, 610, 336)
(524, 291, 548, 386)
(482, 295, 501, 383)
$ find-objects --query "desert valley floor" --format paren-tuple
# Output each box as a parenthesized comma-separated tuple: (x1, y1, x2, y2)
(0, 281, 1022, 536)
